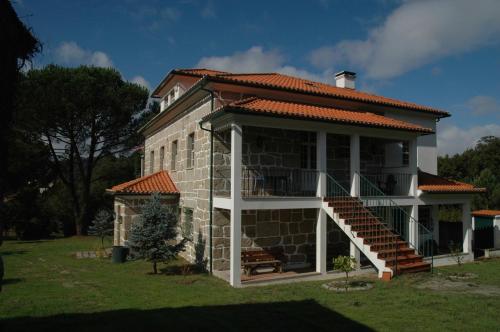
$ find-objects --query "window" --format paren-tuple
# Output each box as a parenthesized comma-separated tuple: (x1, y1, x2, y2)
(171, 140, 178, 170)
(168, 89, 176, 105)
(402, 141, 409, 166)
(149, 150, 155, 174)
(159, 146, 165, 170)
(300, 132, 317, 169)
(187, 133, 195, 168)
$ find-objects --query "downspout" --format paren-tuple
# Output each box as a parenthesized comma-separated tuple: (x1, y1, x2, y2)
(199, 88, 214, 274)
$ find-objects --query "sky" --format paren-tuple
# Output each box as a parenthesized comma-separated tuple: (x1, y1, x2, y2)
(13, 0, 500, 156)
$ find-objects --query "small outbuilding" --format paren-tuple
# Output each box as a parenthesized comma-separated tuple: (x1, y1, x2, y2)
(107, 171, 179, 246)
(471, 210, 500, 256)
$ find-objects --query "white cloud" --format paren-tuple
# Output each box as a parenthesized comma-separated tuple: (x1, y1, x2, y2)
(197, 46, 330, 83)
(54, 41, 114, 68)
(309, 0, 500, 79)
(130, 75, 151, 90)
(467, 95, 500, 116)
(437, 123, 500, 155)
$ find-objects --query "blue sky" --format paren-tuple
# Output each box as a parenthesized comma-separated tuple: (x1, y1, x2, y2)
(14, 0, 500, 155)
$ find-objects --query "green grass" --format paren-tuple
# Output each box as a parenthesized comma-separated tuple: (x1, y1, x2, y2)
(1, 237, 500, 331)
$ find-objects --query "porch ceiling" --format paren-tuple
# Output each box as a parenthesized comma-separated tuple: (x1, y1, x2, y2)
(203, 97, 434, 134)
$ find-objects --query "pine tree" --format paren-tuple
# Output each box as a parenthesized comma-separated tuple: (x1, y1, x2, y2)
(129, 193, 187, 274)
(88, 210, 114, 249)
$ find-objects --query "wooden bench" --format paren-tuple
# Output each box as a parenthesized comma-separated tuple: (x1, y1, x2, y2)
(241, 248, 286, 276)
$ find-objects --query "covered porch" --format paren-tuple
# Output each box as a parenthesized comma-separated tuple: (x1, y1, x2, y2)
(208, 116, 425, 286)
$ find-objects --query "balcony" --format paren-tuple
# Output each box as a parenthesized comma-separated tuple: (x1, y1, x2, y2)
(360, 172, 413, 197)
(212, 125, 418, 200)
(242, 167, 318, 197)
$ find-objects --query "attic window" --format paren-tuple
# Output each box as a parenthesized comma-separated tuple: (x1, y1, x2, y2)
(304, 82, 317, 88)
(168, 89, 176, 104)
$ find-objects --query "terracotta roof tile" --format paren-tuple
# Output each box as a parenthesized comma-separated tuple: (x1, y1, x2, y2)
(472, 210, 500, 217)
(418, 171, 485, 193)
(174, 69, 449, 117)
(206, 97, 433, 133)
(107, 171, 179, 195)
(175, 68, 229, 76)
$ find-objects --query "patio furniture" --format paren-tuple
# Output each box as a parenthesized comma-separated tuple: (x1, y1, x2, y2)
(241, 248, 286, 276)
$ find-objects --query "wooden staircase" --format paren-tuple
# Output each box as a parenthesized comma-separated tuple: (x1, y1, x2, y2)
(324, 196, 431, 276)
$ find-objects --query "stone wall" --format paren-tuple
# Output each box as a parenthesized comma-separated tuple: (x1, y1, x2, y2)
(242, 126, 312, 169)
(113, 195, 179, 246)
(327, 133, 350, 189)
(144, 97, 212, 264)
(360, 136, 385, 174)
(212, 208, 350, 271)
(213, 130, 231, 197)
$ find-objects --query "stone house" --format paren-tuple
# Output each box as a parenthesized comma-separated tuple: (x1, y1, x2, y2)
(108, 69, 484, 287)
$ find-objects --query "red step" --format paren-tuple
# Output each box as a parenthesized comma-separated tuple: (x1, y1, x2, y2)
(385, 254, 423, 267)
(324, 197, 432, 278)
(394, 261, 431, 274)
(377, 247, 415, 258)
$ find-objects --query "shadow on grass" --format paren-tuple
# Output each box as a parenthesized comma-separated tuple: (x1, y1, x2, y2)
(0, 250, 27, 256)
(0, 300, 373, 332)
(1, 278, 24, 286)
(159, 264, 206, 276)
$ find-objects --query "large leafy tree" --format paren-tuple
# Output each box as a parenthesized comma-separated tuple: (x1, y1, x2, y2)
(0, 0, 40, 247)
(18, 65, 149, 235)
(438, 136, 500, 210)
(129, 193, 187, 274)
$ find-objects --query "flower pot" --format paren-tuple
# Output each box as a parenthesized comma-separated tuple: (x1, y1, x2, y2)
(112, 246, 129, 263)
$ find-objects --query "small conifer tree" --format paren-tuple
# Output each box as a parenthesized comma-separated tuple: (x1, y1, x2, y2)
(88, 210, 114, 249)
(129, 193, 187, 274)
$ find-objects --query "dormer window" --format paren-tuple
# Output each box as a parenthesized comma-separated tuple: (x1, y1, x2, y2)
(168, 89, 176, 104)
(159, 83, 186, 112)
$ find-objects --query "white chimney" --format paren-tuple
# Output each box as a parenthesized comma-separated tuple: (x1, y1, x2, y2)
(335, 71, 356, 89)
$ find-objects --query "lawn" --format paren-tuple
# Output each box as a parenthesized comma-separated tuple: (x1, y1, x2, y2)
(1, 237, 500, 331)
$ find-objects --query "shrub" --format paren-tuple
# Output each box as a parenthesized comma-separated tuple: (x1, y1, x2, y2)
(128, 193, 188, 274)
(88, 210, 114, 249)
(333, 255, 357, 291)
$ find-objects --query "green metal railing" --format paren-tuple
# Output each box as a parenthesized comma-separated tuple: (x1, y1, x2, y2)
(326, 173, 400, 271)
(359, 172, 434, 267)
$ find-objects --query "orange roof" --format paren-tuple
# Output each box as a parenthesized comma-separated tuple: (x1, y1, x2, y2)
(204, 97, 433, 133)
(173, 68, 449, 117)
(107, 171, 179, 195)
(175, 68, 229, 76)
(472, 210, 500, 217)
(418, 171, 486, 193)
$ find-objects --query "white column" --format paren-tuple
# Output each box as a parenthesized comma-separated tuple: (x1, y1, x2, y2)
(350, 241, 361, 270)
(350, 133, 360, 197)
(494, 216, 500, 249)
(409, 137, 418, 196)
(140, 153, 145, 177)
(410, 205, 419, 249)
(462, 201, 472, 254)
(316, 209, 327, 274)
(316, 131, 327, 197)
(316, 131, 327, 274)
(230, 123, 242, 287)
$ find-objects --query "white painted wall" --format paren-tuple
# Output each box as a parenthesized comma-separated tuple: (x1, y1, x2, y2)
(384, 111, 438, 175)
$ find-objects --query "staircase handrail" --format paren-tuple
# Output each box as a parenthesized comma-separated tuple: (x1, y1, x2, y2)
(325, 173, 399, 272)
(357, 172, 434, 266)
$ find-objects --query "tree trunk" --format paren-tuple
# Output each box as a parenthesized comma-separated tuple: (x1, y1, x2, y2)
(153, 261, 157, 274)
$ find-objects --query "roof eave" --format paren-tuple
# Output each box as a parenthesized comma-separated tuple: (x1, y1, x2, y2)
(204, 107, 434, 135)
